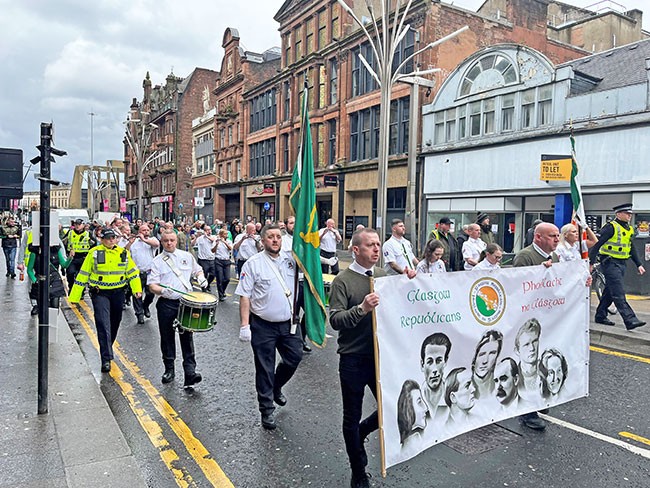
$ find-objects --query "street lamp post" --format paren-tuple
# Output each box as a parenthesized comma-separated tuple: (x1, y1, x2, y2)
(337, 0, 467, 261)
(124, 116, 157, 219)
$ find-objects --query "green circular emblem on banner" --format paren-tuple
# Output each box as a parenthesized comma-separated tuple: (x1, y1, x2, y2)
(469, 277, 506, 326)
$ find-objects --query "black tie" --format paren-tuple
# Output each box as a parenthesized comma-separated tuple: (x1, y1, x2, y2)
(365, 270, 373, 277)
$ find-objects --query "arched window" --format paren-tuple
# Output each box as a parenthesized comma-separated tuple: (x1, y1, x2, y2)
(459, 54, 517, 97)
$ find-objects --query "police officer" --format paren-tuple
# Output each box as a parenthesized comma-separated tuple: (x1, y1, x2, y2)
(64, 219, 96, 292)
(69, 227, 142, 372)
(590, 203, 647, 330)
(235, 224, 303, 430)
(148, 229, 208, 387)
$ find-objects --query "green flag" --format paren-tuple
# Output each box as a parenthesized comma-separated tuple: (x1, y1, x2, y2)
(289, 86, 327, 346)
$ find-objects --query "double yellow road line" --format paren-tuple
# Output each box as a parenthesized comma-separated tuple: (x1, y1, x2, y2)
(68, 299, 234, 488)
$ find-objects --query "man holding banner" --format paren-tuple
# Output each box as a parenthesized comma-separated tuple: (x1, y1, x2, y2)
(330, 228, 386, 488)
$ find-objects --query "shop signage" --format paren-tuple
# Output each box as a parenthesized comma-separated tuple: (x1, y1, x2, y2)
(323, 174, 338, 187)
(540, 154, 572, 181)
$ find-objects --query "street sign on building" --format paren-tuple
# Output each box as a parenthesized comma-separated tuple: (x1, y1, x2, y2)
(540, 154, 572, 181)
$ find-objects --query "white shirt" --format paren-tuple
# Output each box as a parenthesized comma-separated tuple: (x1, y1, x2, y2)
(235, 251, 296, 322)
(281, 233, 293, 262)
(556, 241, 581, 262)
(234, 233, 261, 260)
(416, 259, 446, 274)
(462, 237, 487, 270)
(472, 259, 500, 271)
(382, 235, 416, 274)
(148, 249, 203, 300)
(129, 238, 158, 273)
(213, 238, 232, 260)
(196, 235, 216, 260)
(319, 227, 340, 252)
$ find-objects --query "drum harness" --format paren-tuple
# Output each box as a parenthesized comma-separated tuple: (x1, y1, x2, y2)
(162, 254, 195, 333)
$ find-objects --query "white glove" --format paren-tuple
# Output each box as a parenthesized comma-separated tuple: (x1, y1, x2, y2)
(328, 257, 338, 266)
(239, 325, 251, 342)
(197, 277, 209, 289)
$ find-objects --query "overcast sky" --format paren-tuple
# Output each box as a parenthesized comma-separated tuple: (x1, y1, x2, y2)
(1, 0, 647, 193)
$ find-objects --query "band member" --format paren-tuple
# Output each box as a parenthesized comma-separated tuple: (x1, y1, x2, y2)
(148, 229, 208, 387)
(125, 223, 159, 324)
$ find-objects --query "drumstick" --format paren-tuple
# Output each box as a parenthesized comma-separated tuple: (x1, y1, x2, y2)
(159, 284, 194, 296)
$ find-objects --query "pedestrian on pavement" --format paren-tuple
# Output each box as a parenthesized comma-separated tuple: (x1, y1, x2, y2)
(320, 218, 343, 275)
(456, 224, 470, 250)
(148, 229, 208, 387)
(26, 242, 72, 310)
(428, 217, 461, 271)
(68, 227, 142, 373)
(473, 243, 504, 271)
(63, 219, 96, 292)
(462, 224, 487, 270)
(235, 224, 304, 431)
(213, 228, 232, 302)
(590, 203, 647, 330)
(524, 219, 544, 247)
(329, 227, 387, 488)
(1, 216, 21, 278)
(476, 212, 495, 245)
(382, 218, 418, 277)
(233, 222, 262, 278)
(125, 223, 159, 324)
(192, 224, 217, 291)
(415, 239, 447, 274)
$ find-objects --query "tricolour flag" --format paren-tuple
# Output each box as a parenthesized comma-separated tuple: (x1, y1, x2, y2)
(289, 85, 327, 346)
(570, 133, 589, 258)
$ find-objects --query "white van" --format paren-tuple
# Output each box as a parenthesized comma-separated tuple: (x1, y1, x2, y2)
(93, 212, 121, 225)
(57, 209, 90, 229)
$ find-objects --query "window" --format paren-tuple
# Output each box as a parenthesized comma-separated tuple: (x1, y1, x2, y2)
(226, 162, 232, 182)
(483, 99, 495, 135)
(502, 94, 515, 132)
(236, 160, 241, 180)
(538, 85, 552, 126)
(249, 138, 276, 178)
(350, 112, 359, 161)
(282, 134, 290, 172)
(458, 105, 467, 139)
(318, 10, 327, 50)
(294, 26, 302, 62)
(361, 108, 371, 159)
(328, 119, 336, 165)
(220, 129, 225, 148)
(249, 88, 277, 132)
(521, 88, 535, 129)
(390, 101, 400, 152)
(332, 3, 340, 39)
(329, 58, 338, 105)
(434, 111, 444, 144)
(283, 81, 291, 121)
(350, 97, 410, 161)
(392, 28, 415, 75)
(284, 33, 291, 66)
(317, 124, 325, 168)
(228, 126, 233, 145)
(460, 53, 517, 97)
(306, 19, 314, 55)
(351, 41, 378, 97)
(445, 108, 456, 142)
(318, 66, 326, 108)
(470, 102, 481, 136)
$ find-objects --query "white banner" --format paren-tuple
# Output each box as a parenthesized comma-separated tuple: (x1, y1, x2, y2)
(374, 260, 590, 470)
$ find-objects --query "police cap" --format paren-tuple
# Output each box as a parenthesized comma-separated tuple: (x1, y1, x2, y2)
(100, 227, 117, 239)
(613, 203, 633, 213)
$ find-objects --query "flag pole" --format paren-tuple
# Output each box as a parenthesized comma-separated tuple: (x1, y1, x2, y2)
(370, 276, 387, 477)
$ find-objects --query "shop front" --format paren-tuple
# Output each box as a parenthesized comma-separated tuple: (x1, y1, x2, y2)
(151, 194, 174, 222)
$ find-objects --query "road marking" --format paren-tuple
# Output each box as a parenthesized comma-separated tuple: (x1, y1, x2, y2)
(68, 302, 196, 487)
(590, 345, 650, 364)
(619, 432, 650, 447)
(72, 299, 234, 488)
(539, 414, 650, 460)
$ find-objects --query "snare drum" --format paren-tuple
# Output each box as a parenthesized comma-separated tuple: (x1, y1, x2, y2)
(174, 291, 217, 332)
(322, 273, 336, 306)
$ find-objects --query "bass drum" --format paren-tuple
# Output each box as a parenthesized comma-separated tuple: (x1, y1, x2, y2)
(174, 291, 218, 332)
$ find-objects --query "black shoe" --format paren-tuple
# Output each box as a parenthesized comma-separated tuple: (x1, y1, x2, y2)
(302, 341, 312, 353)
(274, 391, 287, 406)
(137, 314, 145, 325)
(261, 412, 276, 430)
(30, 305, 38, 316)
(161, 369, 175, 384)
(595, 318, 616, 326)
(5, 272, 8, 277)
(350, 471, 370, 488)
(184, 372, 202, 387)
(626, 320, 647, 330)
(101, 361, 111, 373)
(219, 295, 226, 302)
(519, 412, 546, 430)
(10, 273, 15, 279)
(143, 306, 151, 318)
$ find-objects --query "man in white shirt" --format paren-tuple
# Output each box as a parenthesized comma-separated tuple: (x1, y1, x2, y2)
(235, 224, 303, 431)
(382, 218, 418, 276)
(148, 229, 208, 388)
(319, 218, 342, 274)
(462, 223, 487, 270)
(192, 224, 217, 292)
(125, 223, 159, 324)
(233, 222, 262, 277)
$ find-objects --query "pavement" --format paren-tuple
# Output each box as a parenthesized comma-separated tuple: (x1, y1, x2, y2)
(2, 251, 649, 487)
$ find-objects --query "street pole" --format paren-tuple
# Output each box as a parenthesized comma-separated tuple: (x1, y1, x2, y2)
(89, 111, 95, 216)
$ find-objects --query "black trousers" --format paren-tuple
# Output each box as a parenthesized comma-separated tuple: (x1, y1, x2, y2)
(66, 254, 87, 291)
(214, 258, 231, 299)
(197, 258, 215, 288)
(90, 287, 126, 362)
(595, 257, 639, 325)
(133, 271, 155, 316)
(250, 314, 303, 414)
(339, 354, 378, 476)
(236, 258, 247, 278)
(156, 297, 196, 375)
(320, 249, 339, 275)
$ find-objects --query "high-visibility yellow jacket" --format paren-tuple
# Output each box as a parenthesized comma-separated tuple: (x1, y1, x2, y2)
(69, 244, 142, 302)
(67, 230, 93, 254)
(599, 221, 633, 259)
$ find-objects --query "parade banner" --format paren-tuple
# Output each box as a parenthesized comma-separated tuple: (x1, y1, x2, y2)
(374, 260, 590, 470)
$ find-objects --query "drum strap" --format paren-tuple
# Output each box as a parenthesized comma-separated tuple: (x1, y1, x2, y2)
(162, 254, 193, 292)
